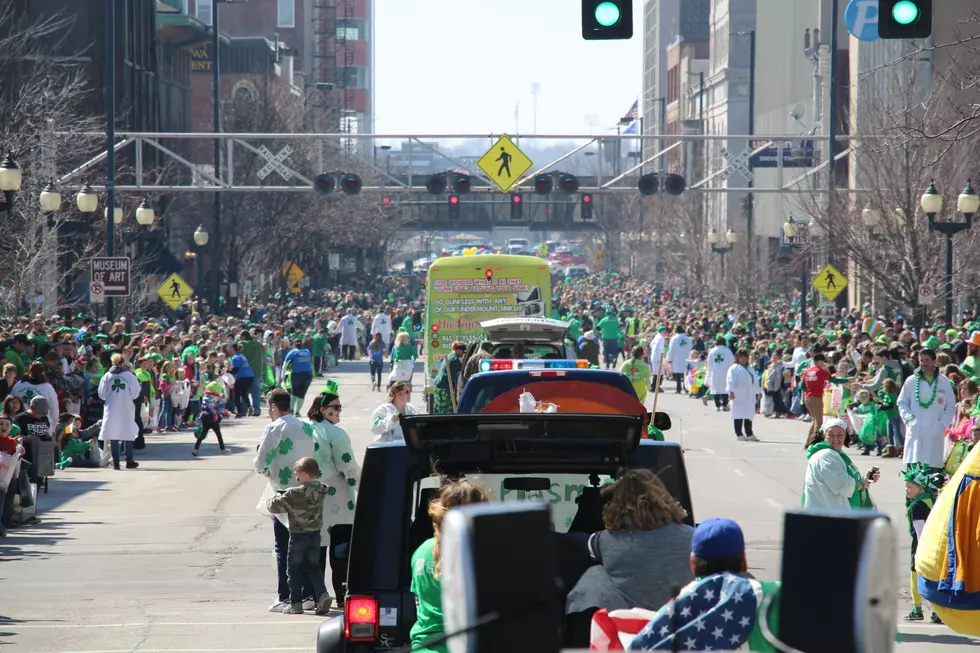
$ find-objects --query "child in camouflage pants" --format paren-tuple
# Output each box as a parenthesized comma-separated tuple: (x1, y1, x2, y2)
(265, 456, 331, 615)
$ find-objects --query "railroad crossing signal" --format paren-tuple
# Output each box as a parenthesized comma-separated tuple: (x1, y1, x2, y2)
(256, 145, 294, 181)
(812, 264, 848, 303)
(719, 148, 753, 182)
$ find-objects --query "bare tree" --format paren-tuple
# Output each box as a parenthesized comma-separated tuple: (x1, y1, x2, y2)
(0, 5, 111, 315)
(795, 55, 980, 315)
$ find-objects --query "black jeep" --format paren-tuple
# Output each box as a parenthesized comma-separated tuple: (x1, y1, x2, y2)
(317, 412, 692, 653)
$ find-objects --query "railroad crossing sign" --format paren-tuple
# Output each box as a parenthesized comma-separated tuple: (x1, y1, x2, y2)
(812, 263, 848, 302)
(156, 273, 194, 309)
(256, 145, 294, 181)
(918, 283, 937, 305)
(719, 148, 754, 182)
(477, 135, 533, 193)
(90, 256, 131, 297)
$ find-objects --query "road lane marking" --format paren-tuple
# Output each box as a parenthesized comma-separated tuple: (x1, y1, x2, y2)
(765, 498, 782, 508)
(732, 468, 746, 477)
(702, 447, 715, 455)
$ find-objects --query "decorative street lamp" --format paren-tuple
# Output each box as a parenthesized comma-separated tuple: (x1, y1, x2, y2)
(708, 226, 736, 293)
(0, 154, 22, 216)
(193, 225, 210, 313)
(38, 183, 61, 213)
(922, 180, 977, 324)
(861, 207, 882, 229)
(105, 199, 124, 225)
(75, 184, 99, 213)
(135, 199, 155, 226)
(782, 213, 811, 329)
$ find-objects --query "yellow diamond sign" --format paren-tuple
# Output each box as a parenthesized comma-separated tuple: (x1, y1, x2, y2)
(157, 273, 194, 309)
(477, 135, 533, 193)
(812, 263, 847, 302)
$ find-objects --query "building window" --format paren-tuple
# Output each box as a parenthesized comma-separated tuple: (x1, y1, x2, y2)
(278, 0, 296, 27)
(197, 0, 212, 25)
(233, 86, 254, 131)
(336, 26, 359, 40)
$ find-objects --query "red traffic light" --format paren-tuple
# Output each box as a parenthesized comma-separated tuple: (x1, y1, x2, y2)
(485, 268, 493, 279)
(431, 324, 440, 332)
(382, 197, 391, 206)
(559, 174, 580, 194)
(512, 195, 522, 204)
(448, 195, 460, 205)
(340, 173, 362, 195)
(534, 174, 553, 194)
(453, 174, 471, 194)
(426, 175, 447, 194)
(583, 194, 592, 203)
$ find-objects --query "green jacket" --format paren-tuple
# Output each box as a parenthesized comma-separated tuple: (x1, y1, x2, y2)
(3, 348, 25, 377)
(242, 340, 266, 377)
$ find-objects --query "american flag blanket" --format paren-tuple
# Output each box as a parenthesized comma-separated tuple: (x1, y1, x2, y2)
(590, 573, 774, 651)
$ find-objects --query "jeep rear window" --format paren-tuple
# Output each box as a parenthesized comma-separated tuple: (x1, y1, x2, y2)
(413, 473, 614, 533)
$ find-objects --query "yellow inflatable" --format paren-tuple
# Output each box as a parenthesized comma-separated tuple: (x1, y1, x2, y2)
(915, 442, 980, 633)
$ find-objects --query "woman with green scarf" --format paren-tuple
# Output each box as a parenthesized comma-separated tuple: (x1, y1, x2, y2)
(802, 418, 879, 510)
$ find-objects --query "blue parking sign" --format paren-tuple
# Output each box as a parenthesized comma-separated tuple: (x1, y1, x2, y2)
(845, 0, 880, 41)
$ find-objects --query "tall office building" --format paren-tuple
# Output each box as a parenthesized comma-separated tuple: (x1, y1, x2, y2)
(641, 0, 709, 161)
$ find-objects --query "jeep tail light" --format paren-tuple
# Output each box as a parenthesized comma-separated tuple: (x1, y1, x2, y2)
(345, 595, 378, 642)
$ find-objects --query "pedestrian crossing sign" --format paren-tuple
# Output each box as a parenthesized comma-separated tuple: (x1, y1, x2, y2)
(812, 263, 847, 302)
(477, 135, 533, 193)
(157, 273, 194, 309)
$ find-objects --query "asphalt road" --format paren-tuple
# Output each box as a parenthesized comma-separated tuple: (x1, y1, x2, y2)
(1, 362, 975, 652)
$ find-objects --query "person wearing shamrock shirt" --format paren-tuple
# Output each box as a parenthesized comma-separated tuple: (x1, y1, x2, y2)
(255, 388, 319, 613)
(897, 348, 957, 473)
(306, 381, 360, 602)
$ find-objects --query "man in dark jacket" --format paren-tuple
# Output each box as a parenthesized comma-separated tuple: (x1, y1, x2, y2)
(579, 332, 600, 367)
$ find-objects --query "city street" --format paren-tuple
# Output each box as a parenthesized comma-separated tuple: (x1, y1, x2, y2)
(1, 362, 976, 652)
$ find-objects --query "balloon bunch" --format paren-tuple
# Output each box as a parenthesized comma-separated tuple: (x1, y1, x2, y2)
(451, 247, 492, 257)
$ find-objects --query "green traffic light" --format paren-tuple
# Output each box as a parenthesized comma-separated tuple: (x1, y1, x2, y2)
(892, 0, 919, 25)
(594, 1, 621, 27)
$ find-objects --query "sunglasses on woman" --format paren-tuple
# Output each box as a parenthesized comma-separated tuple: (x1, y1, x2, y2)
(327, 403, 342, 411)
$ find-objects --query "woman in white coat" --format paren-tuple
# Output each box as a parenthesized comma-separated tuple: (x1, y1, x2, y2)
(726, 349, 761, 442)
(97, 354, 142, 470)
(369, 381, 419, 442)
(306, 383, 361, 602)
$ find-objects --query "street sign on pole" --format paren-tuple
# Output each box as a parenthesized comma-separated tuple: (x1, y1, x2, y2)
(90, 281, 105, 304)
(91, 256, 131, 297)
(845, 0, 880, 41)
(477, 135, 534, 193)
(156, 273, 194, 310)
(812, 263, 848, 302)
(917, 283, 936, 305)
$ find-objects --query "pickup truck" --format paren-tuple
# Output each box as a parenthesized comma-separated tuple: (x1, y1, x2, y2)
(316, 412, 691, 653)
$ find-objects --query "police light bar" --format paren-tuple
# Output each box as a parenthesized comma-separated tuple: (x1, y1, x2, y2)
(479, 359, 589, 372)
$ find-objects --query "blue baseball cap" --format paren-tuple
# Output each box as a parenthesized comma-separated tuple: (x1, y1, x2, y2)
(692, 518, 745, 559)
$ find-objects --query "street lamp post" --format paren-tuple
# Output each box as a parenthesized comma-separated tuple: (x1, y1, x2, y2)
(782, 214, 808, 329)
(0, 154, 23, 217)
(193, 225, 210, 314)
(708, 226, 737, 293)
(922, 181, 979, 325)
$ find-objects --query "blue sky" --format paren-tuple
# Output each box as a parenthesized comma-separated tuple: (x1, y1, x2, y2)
(373, 0, 643, 136)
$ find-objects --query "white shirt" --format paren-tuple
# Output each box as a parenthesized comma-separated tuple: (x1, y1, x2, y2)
(705, 345, 735, 395)
(667, 333, 693, 373)
(791, 347, 809, 369)
(369, 402, 420, 442)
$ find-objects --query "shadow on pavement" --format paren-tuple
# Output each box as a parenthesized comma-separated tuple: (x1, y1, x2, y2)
(33, 479, 108, 514)
(0, 615, 26, 643)
(897, 631, 977, 645)
(1, 519, 87, 551)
